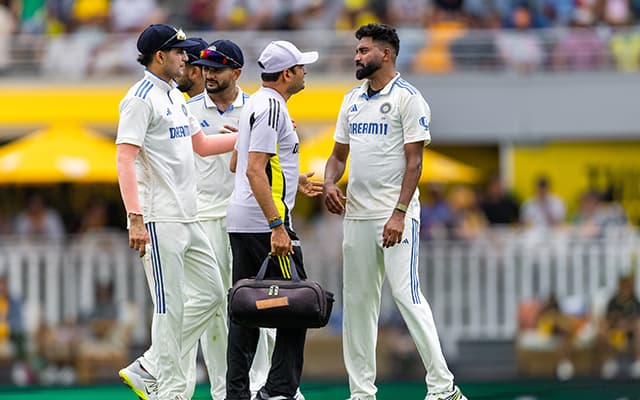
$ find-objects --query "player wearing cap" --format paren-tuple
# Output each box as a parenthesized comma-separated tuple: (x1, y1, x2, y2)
(176, 37, 209, 98)
(323, 24, 468, 400)
(181, 39, 250, 400)
(115, 24, 236, 400)
(225, 40, 318, 400)
(131, 35, 214, 400)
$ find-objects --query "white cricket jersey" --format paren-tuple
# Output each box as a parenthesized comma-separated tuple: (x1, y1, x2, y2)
(227, 87, 299, 233)
(334, 73, 431, 221)
(187, 88, 250, 220)
(116, 69, 202, 222)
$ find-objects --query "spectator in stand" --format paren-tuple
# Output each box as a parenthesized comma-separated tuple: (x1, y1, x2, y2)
(77, 197, 114, 234)
(551, 8, 608, 71)
(448, 185, 488, 240)
(479, 174, 520, 225)
(420, 183, 453, 240)
(412, 3, 468, 74)
(274, 0, 334, 30)
(520, 176, 566, 228)
(187, 0, 217, 30)
(110, 0, 165, 33)
(570, 190, 603, 238)
(14, 192, 65, 241)
(295, 0, 340, 30)
(495, 3, 546, 73)
(517, 293, 586, 380)
(215, 0, 278, 30)
(0, 274, 30, 385)
(609, 28, 640, 72)
(44, 0, 110, 78)
(386, 0, 429, 28)
(599, 271, 640, 379)
(69, 0, 110, 32)
(0, 1, 15, 74)
(602, 0, 640, 71)
(335, 0, 381, 30)
(85, 0, 166, 76)
(10, 0, 47, 34)
(597, 0, 632, 26)
(595, 186, 628, 230)
(450, 10, 501, 70)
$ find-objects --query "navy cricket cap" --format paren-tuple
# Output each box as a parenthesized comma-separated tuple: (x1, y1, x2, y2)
(192, 39, 244, 69)
(137, 24, 199, 55)
(184, 37, 209, 63)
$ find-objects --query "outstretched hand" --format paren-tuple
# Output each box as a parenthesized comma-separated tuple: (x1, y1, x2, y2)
(298, 172, 323, 197)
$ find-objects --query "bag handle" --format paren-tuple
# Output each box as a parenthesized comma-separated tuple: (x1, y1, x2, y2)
(256, 254, 301, 281)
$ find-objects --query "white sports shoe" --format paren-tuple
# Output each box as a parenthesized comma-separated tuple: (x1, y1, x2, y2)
(254, 387, 305, 400)
(425, 385, 468, 400)
(118, 358, 159, 400)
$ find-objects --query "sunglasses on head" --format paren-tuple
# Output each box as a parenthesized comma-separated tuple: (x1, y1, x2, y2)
(199, 47, 241, 68)
(155, 28, 186, 52)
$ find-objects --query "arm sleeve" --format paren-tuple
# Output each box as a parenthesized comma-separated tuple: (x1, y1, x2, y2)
(333, 94, 351, 145)
(248, 105, 277, 155)
(115, 97, 152, 146)
(401, 92, 431, 146)
(188, 109, 201, 137)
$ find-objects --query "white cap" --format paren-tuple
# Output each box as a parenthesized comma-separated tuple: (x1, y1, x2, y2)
(257, 40, 319, 73)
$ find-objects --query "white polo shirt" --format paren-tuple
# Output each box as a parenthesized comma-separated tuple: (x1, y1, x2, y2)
(227, 87, 300, 233)
(334, 73, 431, 221)
(116, 69, 202, 223)
(187, 88, 249, 220)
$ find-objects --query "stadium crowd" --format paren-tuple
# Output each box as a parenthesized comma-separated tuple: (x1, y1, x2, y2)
(0, 174, 631, 240)
(2, 0, 640, 34)
(1, 0, 640, 75)
(0, 177, 637, 386)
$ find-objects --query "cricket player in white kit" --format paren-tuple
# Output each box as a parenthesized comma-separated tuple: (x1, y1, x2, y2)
(115, 24, 237, 400)
(183, 39, 250, 400)
(323, 24, 467, 400)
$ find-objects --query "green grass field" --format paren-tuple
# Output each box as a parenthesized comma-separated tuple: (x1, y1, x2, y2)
(0, 380, 639, 400)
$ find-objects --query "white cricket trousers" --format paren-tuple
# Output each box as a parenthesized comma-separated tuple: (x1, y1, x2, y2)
(342, 217, 454, 400)
(179, 218, 276, 400)
(137, 221, 225, 400)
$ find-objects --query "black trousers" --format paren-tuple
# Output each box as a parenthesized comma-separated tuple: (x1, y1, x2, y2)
(226, 231, 307, 400)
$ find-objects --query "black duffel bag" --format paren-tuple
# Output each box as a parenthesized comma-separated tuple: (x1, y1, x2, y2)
(228, 255, 334, 329)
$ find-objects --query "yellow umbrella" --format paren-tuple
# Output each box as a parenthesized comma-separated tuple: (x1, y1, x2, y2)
(421, 148, 482, 184)
(299, 127, 482, 184)
(0, 124, 117, 183)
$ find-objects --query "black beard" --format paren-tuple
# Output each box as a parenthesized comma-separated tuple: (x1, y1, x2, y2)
(206, 80, 230, 94)
(177, 79, 192, 93)
(355, 62, 380, 80)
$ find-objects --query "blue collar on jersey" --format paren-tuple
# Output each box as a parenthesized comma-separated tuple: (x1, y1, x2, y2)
(144, 69, 178, 90)
(359, 72, 402, 100)
(203, 86, 245, 114)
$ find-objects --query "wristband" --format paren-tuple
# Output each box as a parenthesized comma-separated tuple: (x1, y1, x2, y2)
(395, 203, 408, 213)
(267, 215, 281, 223)
(268, 217, 283, 229)
(128, 211, 143, 217)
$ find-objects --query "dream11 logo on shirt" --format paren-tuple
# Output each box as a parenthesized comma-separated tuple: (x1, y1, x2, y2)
(169, 125, 190, 139)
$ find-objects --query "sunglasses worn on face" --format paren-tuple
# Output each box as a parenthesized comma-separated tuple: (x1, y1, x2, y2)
(155, 28, 186, 52)
(199, 48, 241, 68)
